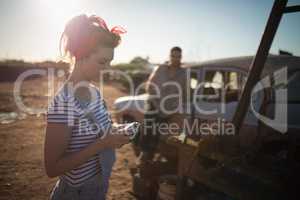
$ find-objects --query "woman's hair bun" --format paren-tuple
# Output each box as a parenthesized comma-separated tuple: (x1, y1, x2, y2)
(60, 14, 126, 62)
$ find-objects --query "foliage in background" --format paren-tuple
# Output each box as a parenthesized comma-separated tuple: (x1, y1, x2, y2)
(111, 56, 153, 92)
(112, 56, 151, 71)
(0, 57, 153, 92)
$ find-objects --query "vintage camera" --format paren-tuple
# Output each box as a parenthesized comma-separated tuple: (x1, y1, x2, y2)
(123, 122, 141, 142)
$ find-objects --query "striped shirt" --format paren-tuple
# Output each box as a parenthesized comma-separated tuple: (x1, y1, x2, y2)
(47, 85, 114, 187)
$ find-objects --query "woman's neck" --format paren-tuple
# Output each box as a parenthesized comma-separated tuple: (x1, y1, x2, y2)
(68, 63, 86, 85)
(66, 63, 95, 102)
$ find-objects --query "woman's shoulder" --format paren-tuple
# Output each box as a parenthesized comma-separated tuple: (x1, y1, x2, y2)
(47, 83, 80, 123)
(89, 84, 102, 99)
(53, 85, 69, 101)
(48, 84, 76, 108)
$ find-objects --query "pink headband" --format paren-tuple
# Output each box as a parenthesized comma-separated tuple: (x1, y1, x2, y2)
(89, 15, 127, 35)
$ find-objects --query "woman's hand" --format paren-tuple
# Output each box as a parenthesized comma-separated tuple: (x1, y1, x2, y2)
(98, 123, 131, 149)
(100, 133, 130, 149)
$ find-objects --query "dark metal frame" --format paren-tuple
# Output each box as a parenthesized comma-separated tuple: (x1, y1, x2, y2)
(232, 0, 300, 135)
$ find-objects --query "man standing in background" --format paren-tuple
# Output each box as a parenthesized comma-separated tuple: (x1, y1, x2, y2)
(146, 46, 187, 115)
(140, 46, 187, 158)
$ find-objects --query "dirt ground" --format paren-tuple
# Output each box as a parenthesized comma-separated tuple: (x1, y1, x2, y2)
(0, 77, 139, 200)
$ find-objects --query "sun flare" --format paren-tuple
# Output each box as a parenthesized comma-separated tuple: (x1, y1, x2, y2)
(40, 0, 83, 26)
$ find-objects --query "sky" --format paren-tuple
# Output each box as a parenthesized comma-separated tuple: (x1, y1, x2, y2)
(0, 0, 299, 64)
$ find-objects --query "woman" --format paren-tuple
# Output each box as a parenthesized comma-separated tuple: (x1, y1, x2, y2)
(44, 14, 129, 200)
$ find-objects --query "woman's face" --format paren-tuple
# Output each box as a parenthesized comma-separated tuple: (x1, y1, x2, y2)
(80, 46, 114, 82)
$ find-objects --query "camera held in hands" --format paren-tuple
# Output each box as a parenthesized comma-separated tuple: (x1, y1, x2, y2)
(123, 122, 140, 140)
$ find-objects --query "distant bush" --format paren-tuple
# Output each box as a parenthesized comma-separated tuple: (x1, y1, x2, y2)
(0, 57, 152, 89)
(112, 56, 151, 71)
(109, 56, 153, 92)
(0, 59, 70, 82)
(112, 63, 143, 71)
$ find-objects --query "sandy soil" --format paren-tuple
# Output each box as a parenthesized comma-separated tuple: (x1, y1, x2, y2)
(0, 78, 138, 200)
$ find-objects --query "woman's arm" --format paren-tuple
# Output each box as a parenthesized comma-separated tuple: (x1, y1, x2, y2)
(44, 123, 129, 178)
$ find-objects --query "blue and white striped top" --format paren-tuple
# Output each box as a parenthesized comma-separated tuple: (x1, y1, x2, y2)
(47, 85, 115, 188)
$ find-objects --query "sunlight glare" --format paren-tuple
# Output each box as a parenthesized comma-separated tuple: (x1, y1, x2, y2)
(40, 0, 83, 27)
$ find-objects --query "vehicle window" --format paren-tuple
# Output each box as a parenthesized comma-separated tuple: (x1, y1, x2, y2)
(190, 70, 198, 89)
(225, 71, 240, 102)
(201, 70, 242, 102)
(200, 70, 224, 102)
(288, 71, 300, 87)
(227, 72, 238, 90)
(288, 71, 300, 103)
(274, 71, 300, 103)
(240, 73, 248, 90)
(204, 71, 224, 90)
(268, 70, 300, 103)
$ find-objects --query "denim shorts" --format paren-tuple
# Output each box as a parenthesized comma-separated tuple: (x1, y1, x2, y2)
(50, 174, 105, 200)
